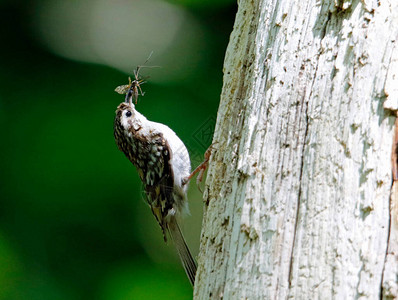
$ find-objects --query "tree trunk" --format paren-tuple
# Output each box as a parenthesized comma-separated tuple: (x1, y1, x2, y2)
(194, 0, 398, 299)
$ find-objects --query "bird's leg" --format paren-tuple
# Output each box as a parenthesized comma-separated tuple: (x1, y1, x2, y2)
(182, 144, 215, 190)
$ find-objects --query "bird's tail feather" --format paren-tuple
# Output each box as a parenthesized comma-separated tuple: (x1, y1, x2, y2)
(167, 218, 197, 286)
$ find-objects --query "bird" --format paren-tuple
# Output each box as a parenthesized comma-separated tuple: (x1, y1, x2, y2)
(113, 86, 197, 286)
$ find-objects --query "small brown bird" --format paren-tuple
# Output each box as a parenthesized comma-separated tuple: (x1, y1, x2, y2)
(114, 86, 197, 285)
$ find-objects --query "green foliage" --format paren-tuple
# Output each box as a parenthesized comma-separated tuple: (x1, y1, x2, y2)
(0, 1, 235, 299)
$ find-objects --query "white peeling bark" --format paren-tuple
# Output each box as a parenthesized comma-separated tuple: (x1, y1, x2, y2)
(194, 0, 398, 299)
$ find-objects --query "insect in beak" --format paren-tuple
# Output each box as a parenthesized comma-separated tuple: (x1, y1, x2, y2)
(114, 51, 159, 105)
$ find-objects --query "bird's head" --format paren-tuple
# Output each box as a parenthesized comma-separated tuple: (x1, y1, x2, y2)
(115, 85, 139, 130)
(115, 102, 135, 131)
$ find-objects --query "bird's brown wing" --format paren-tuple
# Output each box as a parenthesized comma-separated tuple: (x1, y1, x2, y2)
(142, 134, 175, 240)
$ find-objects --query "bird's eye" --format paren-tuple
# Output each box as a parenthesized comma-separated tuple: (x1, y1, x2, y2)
(125, 111, 132, 117)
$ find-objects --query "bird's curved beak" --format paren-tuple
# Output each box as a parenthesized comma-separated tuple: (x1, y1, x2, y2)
(125, 88, 134, 107)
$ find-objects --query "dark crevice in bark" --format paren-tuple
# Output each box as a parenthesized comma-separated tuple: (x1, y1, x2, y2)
(287, 6, 334, 289)
(287, 92, 310, 288)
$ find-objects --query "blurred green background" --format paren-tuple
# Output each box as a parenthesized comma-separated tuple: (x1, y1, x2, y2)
(0, 0, 236, 299)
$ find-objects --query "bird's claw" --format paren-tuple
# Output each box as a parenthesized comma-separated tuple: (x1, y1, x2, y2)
(182, 143, 217, 192)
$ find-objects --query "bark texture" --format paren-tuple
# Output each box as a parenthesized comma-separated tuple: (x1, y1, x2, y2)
(194, 0, 398, 299)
